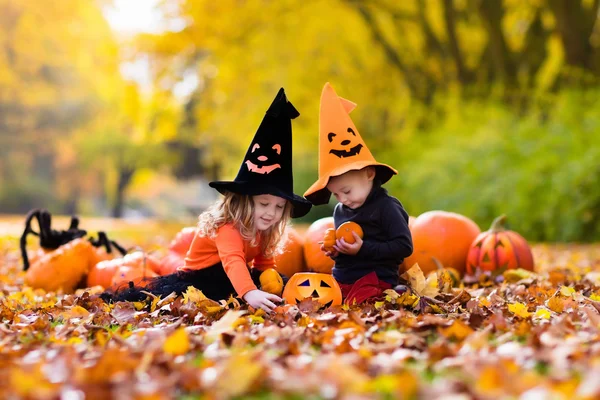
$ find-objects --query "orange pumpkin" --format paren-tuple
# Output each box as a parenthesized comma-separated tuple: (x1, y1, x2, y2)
(169, 227, 196, 255)
(466, 215, 534, 275)
(336, 221, 364, 244)
(259, 268, 284, 296)
(111, 266, 158, 289)
(25, 238, 94, 293)
(158, 251, 185, 276)
(303, 217, 335, 274)
(282, 272, 342, 307)
(87, 258, 121, 289)
(87, 251, 161, 288)
(273, 227, 306, 277)
(402, 211, 481, 276)
(322, 228, 336, 252)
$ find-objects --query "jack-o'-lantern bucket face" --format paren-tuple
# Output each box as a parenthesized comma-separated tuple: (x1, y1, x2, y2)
(282, 272, 342, 307)
(245, 141, 282, 174)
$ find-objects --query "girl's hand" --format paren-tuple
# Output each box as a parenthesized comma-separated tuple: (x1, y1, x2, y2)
(243, 289, 282, 313)
(320, 244, 339, 259)
(333, 232, 363, 255)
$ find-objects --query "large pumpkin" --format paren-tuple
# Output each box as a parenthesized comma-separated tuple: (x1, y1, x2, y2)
(274, 227, 306, 277)
(466, 215, 534, 275)
(25, 238, 94, 293)
(303, 217, 335, 274)
(282, 272, 342, 307)
(402, 211, 481, 276)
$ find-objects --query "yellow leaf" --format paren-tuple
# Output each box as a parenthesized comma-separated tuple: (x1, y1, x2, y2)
(559, 286, 575, 297)
(163, 328, 190, 356)
(60, 305, 90, 320)
(508, 302, 531, 318)
(182, 286, 208, 305)
(503, 268, 533, 283)
(546, 296, 564, 313)
(405, 264, 440, 298)
(590, 293, 600, 302)
(534, 308, 551, 320)
(374, 301, 385, 310)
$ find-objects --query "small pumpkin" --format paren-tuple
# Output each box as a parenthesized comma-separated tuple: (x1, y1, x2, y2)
(87, 251, 161, 288)
(466, 215, 534, 275)
(282, 272, 342, 307)
(274, 227, 306, 277)
(25, 238, 94, 293)
(168, 227, 196, 255)
(322, 228, 336, 251)
(426, 258, 461, 288)
(158, 251, 185, 276)
(335, 221, 364, 244)
(259, 268, 284, 296)
(402, 211, 481, 276)
(303, 217, 335, 274)
(111, 265, 158, 289)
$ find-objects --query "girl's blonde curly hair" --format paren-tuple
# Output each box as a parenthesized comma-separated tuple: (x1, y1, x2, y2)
(197, 192, 292, 258)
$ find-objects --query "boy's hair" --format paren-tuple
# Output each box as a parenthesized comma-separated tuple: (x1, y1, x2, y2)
(197, 191, 291, 258)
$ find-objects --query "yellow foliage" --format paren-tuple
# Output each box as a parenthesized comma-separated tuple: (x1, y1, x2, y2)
(163, 328, 190, 356)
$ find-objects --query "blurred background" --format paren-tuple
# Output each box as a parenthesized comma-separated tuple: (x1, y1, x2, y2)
(0, 0, 599, 242)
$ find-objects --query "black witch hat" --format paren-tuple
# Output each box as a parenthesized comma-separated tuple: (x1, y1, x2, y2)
(209, 88, 312, 218)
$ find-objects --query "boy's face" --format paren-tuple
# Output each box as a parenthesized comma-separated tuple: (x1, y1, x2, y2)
(252, 194, 287, 231)
(326, 168, 375, 210)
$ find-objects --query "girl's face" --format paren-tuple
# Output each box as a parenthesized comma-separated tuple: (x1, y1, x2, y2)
(252, 194, 287, 231)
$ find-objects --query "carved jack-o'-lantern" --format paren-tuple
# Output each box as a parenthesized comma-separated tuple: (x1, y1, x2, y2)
(244, 142, 282, 174)
(282, 272, 342, 307)
(328, 127, 363, 158)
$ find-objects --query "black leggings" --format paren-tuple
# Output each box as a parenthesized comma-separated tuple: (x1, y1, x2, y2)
(102, 263, 286, 303)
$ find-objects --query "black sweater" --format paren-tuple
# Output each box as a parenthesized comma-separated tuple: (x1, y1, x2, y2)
(332, 184, 413, 285)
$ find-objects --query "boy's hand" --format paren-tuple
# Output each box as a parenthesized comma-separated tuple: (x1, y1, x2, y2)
(243, 289, 281, 313)
(333, 232, 363, 255)
(321, 244, 339, 259)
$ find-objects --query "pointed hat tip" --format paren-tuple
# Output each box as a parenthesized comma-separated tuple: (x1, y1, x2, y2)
(320, 82, 356, 113)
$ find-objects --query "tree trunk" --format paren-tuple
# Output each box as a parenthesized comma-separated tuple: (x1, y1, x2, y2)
(442, 0, 470, 85)
(477, 0, 516, 85)
(112, 165, 135, 218)
(547, 0, 598, 72)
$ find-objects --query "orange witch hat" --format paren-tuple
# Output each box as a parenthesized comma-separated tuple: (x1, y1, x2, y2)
(303, 82, 397, 205)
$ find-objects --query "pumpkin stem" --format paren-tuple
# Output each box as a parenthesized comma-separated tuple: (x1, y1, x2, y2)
(490, 215, 507, 233)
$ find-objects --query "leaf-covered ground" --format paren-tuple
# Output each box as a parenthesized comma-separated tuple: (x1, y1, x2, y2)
(1, 234, 600, 400)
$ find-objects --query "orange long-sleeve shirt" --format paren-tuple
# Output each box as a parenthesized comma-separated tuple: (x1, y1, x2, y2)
(179, 223, 274, 297)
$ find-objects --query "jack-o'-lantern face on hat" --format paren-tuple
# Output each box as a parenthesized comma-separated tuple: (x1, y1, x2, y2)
(245, 141, 282, 174)
(328, 127, 363, 158)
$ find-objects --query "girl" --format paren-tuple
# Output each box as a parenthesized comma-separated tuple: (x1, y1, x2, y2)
(104, 88, 311, 312)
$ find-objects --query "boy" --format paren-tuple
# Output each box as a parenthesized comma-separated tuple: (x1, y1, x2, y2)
(304, 83, 412, 304)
